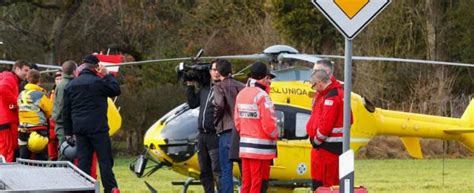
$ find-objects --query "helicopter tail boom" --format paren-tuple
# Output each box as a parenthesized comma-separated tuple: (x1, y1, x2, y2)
(375, 99, 474, 153)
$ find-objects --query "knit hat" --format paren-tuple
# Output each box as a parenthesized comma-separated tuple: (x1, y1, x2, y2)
(83, 55, 100, 65)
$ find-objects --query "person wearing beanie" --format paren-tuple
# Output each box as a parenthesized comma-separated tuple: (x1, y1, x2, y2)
(212, 59, 245, 193)
(63, 55, 120, 193)
(234, 62, 277, 193)
(83, 54, 100, 65)
(73, 54, 101, 77)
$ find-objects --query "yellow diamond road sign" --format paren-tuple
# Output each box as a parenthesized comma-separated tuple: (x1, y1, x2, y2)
(312, 0, 390, 40)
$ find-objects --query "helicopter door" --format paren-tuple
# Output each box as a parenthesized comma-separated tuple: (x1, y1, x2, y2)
(275, 104, 311, 140)
(295, 112, 310, 138)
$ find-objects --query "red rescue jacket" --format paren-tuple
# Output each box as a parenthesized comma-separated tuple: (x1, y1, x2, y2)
(0, 71, 20, 125)
(306, 78, 351, 155)
(235, 79, 278, 160)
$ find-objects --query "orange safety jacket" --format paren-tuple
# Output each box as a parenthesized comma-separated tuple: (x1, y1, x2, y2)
(234, 78, 278, 160)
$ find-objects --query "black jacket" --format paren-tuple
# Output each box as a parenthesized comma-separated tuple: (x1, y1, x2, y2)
(63, 69, 121, 135)
(187, 83, 216, 133)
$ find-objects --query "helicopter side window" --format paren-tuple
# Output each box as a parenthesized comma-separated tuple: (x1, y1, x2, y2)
(275, 111, 285, 139)
(295, 112, 310, 137)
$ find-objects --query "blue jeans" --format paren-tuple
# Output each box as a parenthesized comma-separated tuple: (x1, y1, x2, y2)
(219, 131, 233, 193)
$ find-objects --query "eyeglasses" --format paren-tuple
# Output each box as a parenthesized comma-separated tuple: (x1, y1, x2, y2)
(311, 80, 322, 89)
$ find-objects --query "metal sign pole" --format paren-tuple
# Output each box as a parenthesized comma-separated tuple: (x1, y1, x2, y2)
(343, 40, 352, 152)
(341, 38, 354, 193)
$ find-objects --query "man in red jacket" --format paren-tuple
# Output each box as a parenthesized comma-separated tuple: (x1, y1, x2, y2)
(306, 69, 348, 190)
(234, 62, 277, 193)
(0, 60, 30, 162)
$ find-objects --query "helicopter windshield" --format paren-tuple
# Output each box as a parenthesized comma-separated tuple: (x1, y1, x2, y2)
(160, 103, 199, 143)
(272, 67, 313, 81)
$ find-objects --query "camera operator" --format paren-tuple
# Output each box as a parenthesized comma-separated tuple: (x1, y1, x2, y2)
(186, 64, 221, 193)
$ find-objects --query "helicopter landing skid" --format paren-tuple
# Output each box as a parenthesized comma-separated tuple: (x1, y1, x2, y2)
(172, 177, 242, 193)
(171, 178, 200, 193)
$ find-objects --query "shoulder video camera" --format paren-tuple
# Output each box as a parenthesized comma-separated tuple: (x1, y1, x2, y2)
(177, 49, 211, 85)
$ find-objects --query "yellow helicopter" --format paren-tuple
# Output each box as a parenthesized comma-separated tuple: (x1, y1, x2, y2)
(124, 45, 474, 192)
(3, 45, 474, 192)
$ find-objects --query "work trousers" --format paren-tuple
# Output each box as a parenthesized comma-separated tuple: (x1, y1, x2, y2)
(55, 123, 65, 160)
(76, 132, 117, 193)
(241, 158, 270, 193)
(197, 132, 220, 193)
(311, 148, 339, 190)
(219, 130, 234, 193)
(48, 120, 58, 160)
(0, 123, 16, 162)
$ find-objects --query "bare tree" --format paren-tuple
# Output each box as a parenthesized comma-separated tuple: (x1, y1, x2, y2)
(0, 0, 82, 63)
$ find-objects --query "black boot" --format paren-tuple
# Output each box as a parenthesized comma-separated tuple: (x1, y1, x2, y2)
(260, 180, 269, 193)
(311, 180, 323, 192)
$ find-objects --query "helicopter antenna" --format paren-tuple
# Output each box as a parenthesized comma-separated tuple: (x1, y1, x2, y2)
(192, 49, 204, 63)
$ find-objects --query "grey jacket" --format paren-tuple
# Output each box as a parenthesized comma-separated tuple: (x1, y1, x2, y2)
(52, 74, 74, 124)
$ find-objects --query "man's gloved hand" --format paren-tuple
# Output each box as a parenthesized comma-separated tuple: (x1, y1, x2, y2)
(65, 135, 76, 147)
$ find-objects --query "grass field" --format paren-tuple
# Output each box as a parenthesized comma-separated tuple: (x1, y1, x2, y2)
(113, 157, 474, 193)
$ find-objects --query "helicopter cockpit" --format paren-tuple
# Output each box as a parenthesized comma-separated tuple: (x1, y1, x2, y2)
(152, 104, 199, 163)
(271, 66, 313, 82)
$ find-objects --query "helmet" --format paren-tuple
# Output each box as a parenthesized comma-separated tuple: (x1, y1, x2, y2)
(28, 131, 49, 153)
(60, 140, 77, 160)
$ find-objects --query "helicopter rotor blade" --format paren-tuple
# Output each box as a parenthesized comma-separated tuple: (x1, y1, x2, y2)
(200, 54, 269, 61)
(0, 60, 14, 65)
(105, 57, 193, 67)
(279, 53, 322, 63)
(106, 54, 269, 68)
(39, 69, 61, 74)
(35, 64, 61, 69)
(1, 60, 61, 69)
(315, 55, 474, 68)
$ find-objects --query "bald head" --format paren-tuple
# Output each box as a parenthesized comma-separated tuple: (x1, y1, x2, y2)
(313, 59, 334, 76)
(62, 60, 77, 75)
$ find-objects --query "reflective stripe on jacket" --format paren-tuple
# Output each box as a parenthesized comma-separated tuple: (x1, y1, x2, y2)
(235, 79, 278, 160)
(18, 83, 53, 126)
